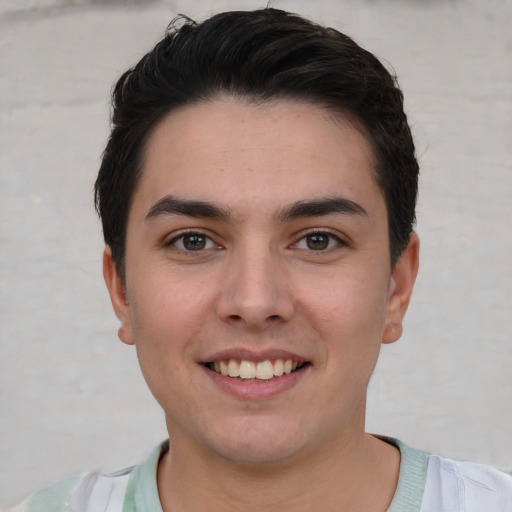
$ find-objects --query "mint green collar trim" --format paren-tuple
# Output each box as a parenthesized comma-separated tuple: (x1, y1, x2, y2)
(386, 438, 428, 512)
(123, 442, 166, 512)
(122, 438, 427, 512)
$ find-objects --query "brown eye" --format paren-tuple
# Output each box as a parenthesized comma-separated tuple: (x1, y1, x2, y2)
(182, 234, 206, 250)
(306, 233, 330, 250)
(171, 232, 217, 251)
(293, 231, 342, 252)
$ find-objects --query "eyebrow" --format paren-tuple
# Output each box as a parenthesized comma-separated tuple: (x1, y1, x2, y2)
(145, 195, 367, 224)
(145, 196, 231, 222)
(275, 197, 368, 223)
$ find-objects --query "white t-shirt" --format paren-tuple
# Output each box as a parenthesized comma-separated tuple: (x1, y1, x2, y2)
(11, 439, 512, 511)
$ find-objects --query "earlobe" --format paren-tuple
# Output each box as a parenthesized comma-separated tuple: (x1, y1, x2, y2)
(103, 247, 135, 345)
(382, 232, 420, 344)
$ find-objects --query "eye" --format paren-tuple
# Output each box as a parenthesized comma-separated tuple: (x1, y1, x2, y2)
(294, 231, 342, 251)
(170, 232, 218, 251)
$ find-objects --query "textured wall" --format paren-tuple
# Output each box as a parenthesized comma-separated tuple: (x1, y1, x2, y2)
(1, 0, 511, 508)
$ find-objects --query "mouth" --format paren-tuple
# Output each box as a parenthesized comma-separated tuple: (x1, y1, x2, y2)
(204, 359, 309, 381)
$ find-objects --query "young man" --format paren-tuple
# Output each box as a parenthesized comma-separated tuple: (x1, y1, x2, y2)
(13, 8, 511, 512)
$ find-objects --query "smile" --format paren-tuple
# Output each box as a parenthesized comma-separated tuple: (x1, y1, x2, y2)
(206, 359, 306, 380)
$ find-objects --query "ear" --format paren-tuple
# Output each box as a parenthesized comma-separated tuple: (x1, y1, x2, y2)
(382, 232, 420, 344)
(103, 247, 134, 345)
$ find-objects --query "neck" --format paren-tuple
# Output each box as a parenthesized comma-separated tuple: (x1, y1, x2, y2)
(157, 430, 400, 512)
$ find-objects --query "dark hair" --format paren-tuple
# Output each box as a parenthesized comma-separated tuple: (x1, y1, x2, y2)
(95, 8, 418, 276)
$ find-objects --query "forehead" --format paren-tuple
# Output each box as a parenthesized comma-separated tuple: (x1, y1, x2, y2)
(134, 99, 382, 218)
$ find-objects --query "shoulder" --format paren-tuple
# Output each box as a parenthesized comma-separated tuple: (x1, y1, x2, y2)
(10, 473, 86, 512)
(8, 443, 168, 512)
(10, 467, 135, 512)
(422, 453, 512, 511)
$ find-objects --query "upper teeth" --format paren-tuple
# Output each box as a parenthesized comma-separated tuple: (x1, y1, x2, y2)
(212, 359, 299, 380)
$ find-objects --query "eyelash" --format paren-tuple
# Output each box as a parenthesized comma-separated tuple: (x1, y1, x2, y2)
(167, 231, 220, 252)
(165, 229, 346, 253)
(292, 230, 345, 252)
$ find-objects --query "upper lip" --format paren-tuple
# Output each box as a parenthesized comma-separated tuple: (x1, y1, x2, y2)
(201, 348, 308, 364)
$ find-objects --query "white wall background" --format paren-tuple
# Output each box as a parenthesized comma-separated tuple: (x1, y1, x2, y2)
(1, 0, 511, 508)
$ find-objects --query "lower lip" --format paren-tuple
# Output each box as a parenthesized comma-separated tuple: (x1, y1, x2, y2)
(202, 364, 309, 400)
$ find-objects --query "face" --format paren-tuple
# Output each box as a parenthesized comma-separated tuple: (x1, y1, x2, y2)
(104, 99, 418, 466)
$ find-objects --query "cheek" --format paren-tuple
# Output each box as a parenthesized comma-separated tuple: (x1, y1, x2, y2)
(129, 269, 214, 336)
(303, 271, 390, 390)
(305, 272, 390, 338)
(125, 278, 208, 387)
(128, 288, 196, 409)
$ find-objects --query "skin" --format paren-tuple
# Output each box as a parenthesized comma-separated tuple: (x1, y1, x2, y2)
(104, 98, 419, 511)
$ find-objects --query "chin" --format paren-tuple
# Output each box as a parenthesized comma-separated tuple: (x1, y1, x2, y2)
(216, 442, 303, 467)
(205, 420, 311, 467)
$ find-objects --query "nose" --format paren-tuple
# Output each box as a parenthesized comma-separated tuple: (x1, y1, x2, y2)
(215, 245, 295, 331)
